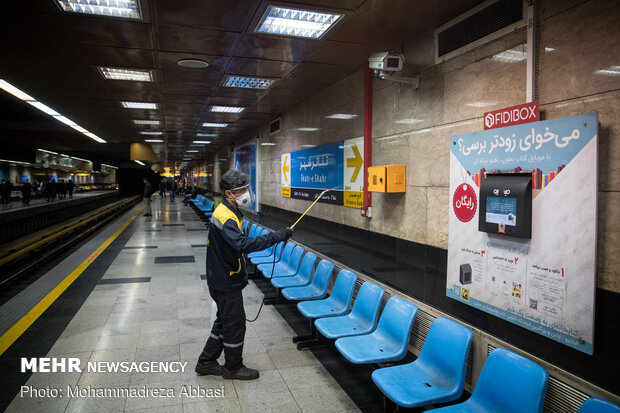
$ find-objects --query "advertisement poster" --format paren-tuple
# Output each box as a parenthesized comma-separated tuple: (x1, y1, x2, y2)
(447, 113, 598, 354)
(234, 139, 259, 212)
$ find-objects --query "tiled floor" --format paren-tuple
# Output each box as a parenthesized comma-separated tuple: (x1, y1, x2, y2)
(5, 196, 362, 413)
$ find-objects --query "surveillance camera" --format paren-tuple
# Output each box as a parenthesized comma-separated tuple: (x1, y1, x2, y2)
(368, 52, 404, 72)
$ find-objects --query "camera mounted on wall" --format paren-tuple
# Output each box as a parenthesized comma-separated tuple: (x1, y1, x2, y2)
(368, 51, 419, 88)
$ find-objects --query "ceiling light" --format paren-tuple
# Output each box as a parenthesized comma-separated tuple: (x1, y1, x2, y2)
(140, 131, 163, 135)
(98, 67, 152, 82)
(210, 106, 244, 113)
(28, 101, 60, 116)
(326, 113, 357, 120)
(145, 139, 164, 143)
(133, 120, 160, 125)
(177, 59, 209, 69)
(38, 149, 59, 155)
(302, 144, 317, 148)
(0, 79, 105, 143)
(296, 127, 320, 131)
(55, 0, 142, 19)
(121, 101, 158, 109)
(196, 133, 216, 137)
(255, 6, 343, 39)
(202, 122, 228, 128)
(261, 142, 276, 146)
(0, 79, 35, 101)
(595, 66, 620, 76)
(186, 150, 199, 153)
(134, 160, 145, 165)
(223, 75, 276, 90)
(84, 132, 106, 143)
(102, 163, 118, 169)
(395, 118, 424, 124)
(193, 141, 211, 144)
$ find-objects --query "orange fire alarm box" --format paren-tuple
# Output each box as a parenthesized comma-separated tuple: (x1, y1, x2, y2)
(367, 165, 406, 193)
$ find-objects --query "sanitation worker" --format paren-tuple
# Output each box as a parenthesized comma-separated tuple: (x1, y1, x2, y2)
(196, 169, 293, 380)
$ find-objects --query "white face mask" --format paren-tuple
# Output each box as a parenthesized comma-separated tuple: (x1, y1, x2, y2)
(235, 191, 252, 209)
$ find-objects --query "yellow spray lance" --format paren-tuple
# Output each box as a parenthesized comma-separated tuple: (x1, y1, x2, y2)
(289, 188, 335, 229)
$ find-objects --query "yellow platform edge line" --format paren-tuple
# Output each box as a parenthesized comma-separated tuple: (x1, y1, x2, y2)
(0, 207, 142, 356)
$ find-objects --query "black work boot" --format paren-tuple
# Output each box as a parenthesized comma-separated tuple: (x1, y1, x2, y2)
(195, 360, 222, 376)
(222, 364, 259, 380)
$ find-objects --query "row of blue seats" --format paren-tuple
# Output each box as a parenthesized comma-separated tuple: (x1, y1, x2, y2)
(189, 194, 214, 219)
(242, 220, 620, 412)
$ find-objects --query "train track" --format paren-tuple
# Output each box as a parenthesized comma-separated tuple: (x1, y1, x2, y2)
(0, 195, 141, 294)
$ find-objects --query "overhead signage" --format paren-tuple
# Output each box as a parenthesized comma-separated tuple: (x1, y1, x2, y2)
(343, 137, 364, 208)
(484, 101, 539, 130)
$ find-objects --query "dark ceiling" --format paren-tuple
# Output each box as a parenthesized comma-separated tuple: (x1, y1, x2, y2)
(0, 0, 483, 167)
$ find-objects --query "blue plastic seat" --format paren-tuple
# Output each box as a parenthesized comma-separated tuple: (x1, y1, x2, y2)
(271, 252, 317, 288)
(261, 245, 304, 278)
(250, 241, 284, 264)
(282, 260, 335, 301)
(256, 242, 295, 270)
(297, 269, 357, 319)
(247, 224, 257, 238)
(579, 397, 620, 413)
(190, 195, 204, 204)
(247, 230, 273, 258)
(372, 317, 473, 408)
(428, 348, 549, 413)
(315, 281, 384, 339)
(335, 296, 417, 364)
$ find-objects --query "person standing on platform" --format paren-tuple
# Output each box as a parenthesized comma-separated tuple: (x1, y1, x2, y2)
(159, 180, 166, 199)
(67, 179, 74, 198)
(47, 180, 55, 201)
(170, 180, 178, 203)
(58, 179, 66, 200)
(143, 177, 153, 217)
(195, 170, 293, 381)
(21, 179, 32, 206)
(0, 179, 8, 206)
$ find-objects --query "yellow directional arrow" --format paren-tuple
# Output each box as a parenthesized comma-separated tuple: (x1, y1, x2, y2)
(346, 144, 363, 182)
(283, 155, 289, 183)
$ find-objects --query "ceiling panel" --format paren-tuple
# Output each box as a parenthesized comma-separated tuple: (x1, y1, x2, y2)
(158, 25, 239, 55)
(226, 57, 297, 78)
(234, 34, 317, 62)
(155, 0, 259, 31)
(79, 46, 156, 68)
(64, 16, 154, 48)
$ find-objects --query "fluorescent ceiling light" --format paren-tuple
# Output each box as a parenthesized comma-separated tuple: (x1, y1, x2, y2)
(224, 75, 276, 90)
(0, 79, 105, 143)
(261, 142, 276, 146)
(326, 113, 357, 120)
(140, 131, 163, 135)
(145, 139, 164, 143)
(302, 144, 317, 148)
(98, 67, 152, 82)
(296, 127, 320, 131)
(28, 101, 60, 116)
(134, 160, 145, 165)
(38, 149, 59, 155)
(133, 120, 160, 125)
(0, 79, 34, 101)
(186, 150, 199, 153)
(0, 159, 31, 165)
(84, 132, 106, 143)
(202, 122, 228, 128)
(56, 0, 142, 20)
(121, 101, 158, 109)
(102, 163, 118, 169)
(196, 133, 216, 137)
(193, 141, 211, 144)
(595, 66, 620, 76)
(210, 106, 244, 113)
(256, 6, 343, 39)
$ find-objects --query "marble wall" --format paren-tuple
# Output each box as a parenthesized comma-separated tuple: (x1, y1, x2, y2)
(240, 0, 619, 293)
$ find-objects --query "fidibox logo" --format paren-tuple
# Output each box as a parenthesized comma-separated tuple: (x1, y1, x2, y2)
(483, 101, 539, 130)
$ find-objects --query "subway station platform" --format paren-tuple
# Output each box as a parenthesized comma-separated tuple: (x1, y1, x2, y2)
(0, 196, 364, 413)
(0, 190, 114, 214)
